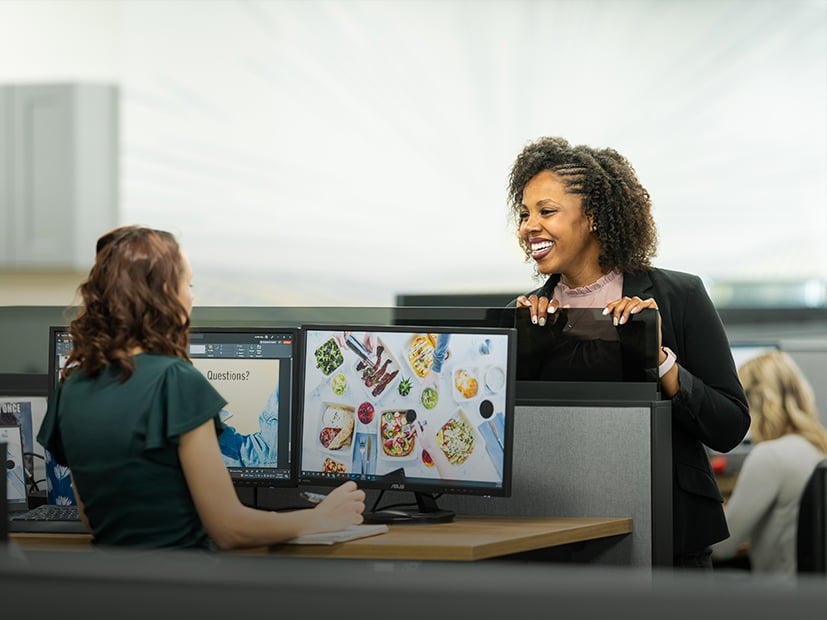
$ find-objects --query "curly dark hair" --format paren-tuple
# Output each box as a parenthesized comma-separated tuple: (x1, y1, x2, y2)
(63, 225, 191, 382)
(508, 136, 658, 273)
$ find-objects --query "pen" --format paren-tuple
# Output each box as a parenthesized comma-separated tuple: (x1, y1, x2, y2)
(300, 491, 327, 504)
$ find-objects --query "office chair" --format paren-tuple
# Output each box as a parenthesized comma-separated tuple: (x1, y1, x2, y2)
(797, 458, 827, 574)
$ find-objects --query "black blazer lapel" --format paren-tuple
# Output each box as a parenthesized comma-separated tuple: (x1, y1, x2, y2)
(622, 270, 655, 298)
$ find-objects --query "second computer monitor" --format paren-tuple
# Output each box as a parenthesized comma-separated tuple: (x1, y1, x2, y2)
(188, 327, 298, 487)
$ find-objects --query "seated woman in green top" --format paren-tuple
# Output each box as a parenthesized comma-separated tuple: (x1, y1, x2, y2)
(38, 225, 365, 550)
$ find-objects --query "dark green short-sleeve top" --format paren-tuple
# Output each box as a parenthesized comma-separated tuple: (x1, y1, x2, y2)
(37, 353, 227, 549)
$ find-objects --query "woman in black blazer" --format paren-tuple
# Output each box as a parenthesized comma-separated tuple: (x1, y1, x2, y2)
(510, 137, 749, 567)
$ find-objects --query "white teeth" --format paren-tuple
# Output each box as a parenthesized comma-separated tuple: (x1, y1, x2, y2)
(531, 241, 553, 251)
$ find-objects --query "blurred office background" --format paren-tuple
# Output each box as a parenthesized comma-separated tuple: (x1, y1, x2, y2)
(0, 0, 825, 309)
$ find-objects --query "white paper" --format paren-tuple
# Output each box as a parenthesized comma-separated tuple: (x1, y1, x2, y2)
(285, 524, 389, 545)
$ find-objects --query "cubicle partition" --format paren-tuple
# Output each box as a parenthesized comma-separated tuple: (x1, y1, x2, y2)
(429, 384, 672, 567)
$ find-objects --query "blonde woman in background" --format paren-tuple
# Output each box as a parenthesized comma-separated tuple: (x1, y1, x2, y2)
(712, 351, 827, 575)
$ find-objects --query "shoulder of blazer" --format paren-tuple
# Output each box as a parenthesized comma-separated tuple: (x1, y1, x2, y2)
(623, 268, 703, 300)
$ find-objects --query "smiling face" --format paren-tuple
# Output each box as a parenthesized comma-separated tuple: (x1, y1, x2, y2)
(518, 170, 604, 288)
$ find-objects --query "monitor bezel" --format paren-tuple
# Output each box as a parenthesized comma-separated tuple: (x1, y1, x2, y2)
(296, 323, 516, 498)
(1, 423, 28, 512)
(188, 326, 301, 489)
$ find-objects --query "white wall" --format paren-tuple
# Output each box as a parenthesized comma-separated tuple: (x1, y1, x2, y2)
(1, 0, 825, 306)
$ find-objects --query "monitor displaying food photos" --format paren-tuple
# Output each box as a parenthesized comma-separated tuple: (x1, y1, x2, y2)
(298, 325, 516, 501)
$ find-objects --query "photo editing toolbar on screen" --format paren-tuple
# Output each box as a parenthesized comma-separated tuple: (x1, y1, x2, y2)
(298, 325, 515, 505)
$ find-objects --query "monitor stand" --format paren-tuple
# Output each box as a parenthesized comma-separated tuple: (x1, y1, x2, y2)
(362, 491, 455, 524)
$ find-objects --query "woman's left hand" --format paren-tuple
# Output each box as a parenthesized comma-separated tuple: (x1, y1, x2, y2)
(605, 296, 680, 395)
(603, 296, 662, 347)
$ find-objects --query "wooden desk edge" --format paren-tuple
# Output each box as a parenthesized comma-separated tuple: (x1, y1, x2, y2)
(265, 516, 633, 561)
(10, 516, 633, 562)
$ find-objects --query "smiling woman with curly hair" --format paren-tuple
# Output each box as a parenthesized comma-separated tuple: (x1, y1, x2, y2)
(508, 136, 658, 274)
(509, 137, 749, 569)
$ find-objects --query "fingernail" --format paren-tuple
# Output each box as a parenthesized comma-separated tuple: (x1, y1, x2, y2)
(549, 306, 556, 314)
(538, 317, 546, 327)
(602, 307, 610, 315)
(612, 316, 618, 327)
(631, 306, 639, 313)
(620, 315, 627, 325)
(531, 315, 537, 325)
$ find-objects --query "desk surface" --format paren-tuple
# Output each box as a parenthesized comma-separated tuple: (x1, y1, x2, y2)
(10, 515, 632, 562)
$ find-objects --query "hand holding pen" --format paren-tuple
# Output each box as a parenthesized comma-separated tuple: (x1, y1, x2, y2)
(299, 481, 366, 531)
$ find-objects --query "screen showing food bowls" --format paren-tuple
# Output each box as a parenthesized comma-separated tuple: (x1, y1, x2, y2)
(298, 325, 516, 496)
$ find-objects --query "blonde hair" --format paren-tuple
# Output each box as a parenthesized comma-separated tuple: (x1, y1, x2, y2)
(738, 350, 827, 455)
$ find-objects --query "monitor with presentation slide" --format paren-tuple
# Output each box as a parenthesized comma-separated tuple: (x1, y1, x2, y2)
(188, 327, 299, 487)
(297, 324, 516, 524)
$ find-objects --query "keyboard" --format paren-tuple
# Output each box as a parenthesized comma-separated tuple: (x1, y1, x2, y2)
(8, 504, 89, 534)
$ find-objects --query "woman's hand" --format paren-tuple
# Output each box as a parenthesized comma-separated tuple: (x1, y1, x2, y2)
(310, 480, 366, 532)
(516, 294, 560, 327)
(603, 296, 661, 346)
(605, 296, 680, 396)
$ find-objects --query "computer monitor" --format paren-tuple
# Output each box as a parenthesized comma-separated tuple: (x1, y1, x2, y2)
(297, 324, 516, 524)
(188, 327, 298, 488)
(727, 341, 780, 445)
(729, 342, 780, 371)
(47, 326, 77, 505)
(47, 326, 299, 494)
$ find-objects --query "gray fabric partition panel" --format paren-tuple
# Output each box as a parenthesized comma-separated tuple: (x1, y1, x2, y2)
(437, 404, 667, 567)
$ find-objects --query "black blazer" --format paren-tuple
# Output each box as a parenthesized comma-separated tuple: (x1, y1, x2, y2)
(526, 268, 750, 555)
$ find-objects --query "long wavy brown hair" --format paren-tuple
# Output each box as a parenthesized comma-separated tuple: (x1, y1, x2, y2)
(508, 136, 658, 274)
(63, 226, 191, 382)
(739, 351, 827, 455)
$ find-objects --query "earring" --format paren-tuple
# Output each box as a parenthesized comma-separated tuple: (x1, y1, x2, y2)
(592, 224, 598, 232)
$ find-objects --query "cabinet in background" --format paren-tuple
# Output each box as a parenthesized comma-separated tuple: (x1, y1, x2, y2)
(0, 83, 118, 269)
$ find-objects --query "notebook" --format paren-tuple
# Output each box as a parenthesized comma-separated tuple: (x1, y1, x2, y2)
(284, 524, 389, 545)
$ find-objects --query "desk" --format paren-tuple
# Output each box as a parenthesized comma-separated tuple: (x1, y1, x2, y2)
(10, 516, 632, 562)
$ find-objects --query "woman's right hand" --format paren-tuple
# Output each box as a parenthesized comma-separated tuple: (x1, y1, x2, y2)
(310, 481, 366, 533)
(516, 294, 559, 327)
